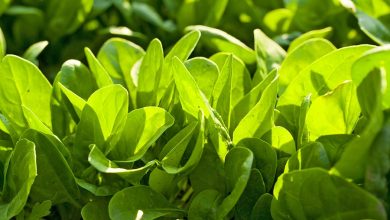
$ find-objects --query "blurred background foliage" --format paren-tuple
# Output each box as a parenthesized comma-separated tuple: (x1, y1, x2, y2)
(0, 0, 387, 79)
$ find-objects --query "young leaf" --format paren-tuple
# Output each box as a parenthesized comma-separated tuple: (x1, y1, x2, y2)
(172, 57, 213, 119)
(22, 40, 48, 65)
(137, 39, 164, 107)
(210, 52, 252, 107)
(233, 74, 278, 144)
(0, 27, 5, 58)
(253, 29, 286, 79)
(184, 57, 219, 100)
(84, 47, 113, 88)
(212, 55, 234, 128)
(158, 30, 201, 100)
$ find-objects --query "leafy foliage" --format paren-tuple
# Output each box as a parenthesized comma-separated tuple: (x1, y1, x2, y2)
(0, 1, 389, 220)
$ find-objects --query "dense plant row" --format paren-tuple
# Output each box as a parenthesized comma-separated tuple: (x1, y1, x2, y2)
(1, 0, 390, 219)
(0, 21, 389, 219)
(2, 0, 390, 77)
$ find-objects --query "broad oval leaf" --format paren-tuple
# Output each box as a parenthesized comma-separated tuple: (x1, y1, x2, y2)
(306, 81, 360, 140)
(271, 168, 387, 220)
(0, 55, 52, 135)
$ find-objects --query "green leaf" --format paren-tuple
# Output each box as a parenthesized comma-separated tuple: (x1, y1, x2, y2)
(0, 139, 36, 220)
(110, 107, 174, 161)
(212, 55, 234, 128)
(269, 126, 296, 156)
(57, 82, 86, 119)
(0, 55, 52, 135)
(278, 45, 374, 128)
(172, 57, 213, 119)
(26, 200, 52, 220)
(158, 30, 201, 100)
(233, 74, 278, 144)
(285, 142, 331, 172)
(189, 143, 226, 196)
(237, 138, 277, 192)
(186, 25, 255, 64)
(250, 193, 273, 220)
(279, 38, 336, 94)
(81, 199, 109, 220)
(297, 94, 311, 149)
(0, 0, 11, 15)
(306, 81, 361, 140)
(288, 27, 333, 51)
(332, 70, 384, 180)
(230, 69, 277, 132)
(137, 39, 164, 107)
(97, 38, 145, 107)
(185, 57, 219, 100)
(132, 2, 175, 32)
(22, 130, 79, 206)
(204, 0, 229, 26)
(188, 189, 222, 220)
(84, 47, 113, 88)
(217, 147, 253, 219)
(74, 85, 128, 164)
(253, 29, 286, 79)
(56, 59, 98, 100)
(316, 134, 354, 164)
(0, 28, 5, 59)
(45, 0, 93, 39)
(22, 41, 48, 65)
(235, 169, 266, 220)
(211, 53, 253, 119)
(108, 186, 184, 220)
(351, 45, 390, 109)
(364, 117, 390, 199)
(271, 168, 387, 220)
(162, 112, 205, 174)
(88, 145, 157, 184)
